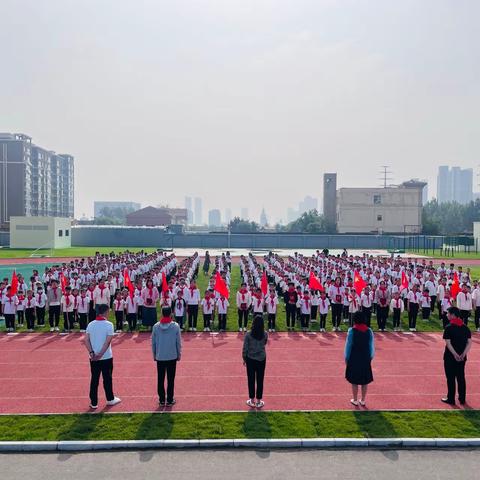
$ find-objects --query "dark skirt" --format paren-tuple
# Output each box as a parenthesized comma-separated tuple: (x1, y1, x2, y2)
(345, 359, 373, 385)
(142, 306, 157, 327)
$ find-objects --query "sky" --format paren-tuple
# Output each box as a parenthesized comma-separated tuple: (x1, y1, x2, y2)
(1, 0, 479, 224)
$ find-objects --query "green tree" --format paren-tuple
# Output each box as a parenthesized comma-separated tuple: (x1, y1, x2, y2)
(228, 217, 260, 233)
(284, 209, 336, 234)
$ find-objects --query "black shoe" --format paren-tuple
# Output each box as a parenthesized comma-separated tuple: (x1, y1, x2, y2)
(459, 399, 466, 405)
(441, 397, 455, 405)
(166, 399, 176, 406)
(159, 399, 166, 406)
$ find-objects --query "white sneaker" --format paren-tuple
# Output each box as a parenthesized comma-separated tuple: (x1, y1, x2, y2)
(50, 328, 54, 332)
(193, 328, 197, 332)
(89, 403, 98, 409)
(106, 397, 122, 406)
(55, 327, 60, 332)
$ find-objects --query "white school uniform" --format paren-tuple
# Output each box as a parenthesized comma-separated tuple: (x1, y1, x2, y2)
(200, 297, 215, 315)
(2, 295, 18, 314)
(456, 292, 472, 311)
(252, 296, 264, 314)
(61, 294, 75, 313)
(77, 295, 90, 314)
(389, 297, 404, 313)
(216, 298, 229, 315)
(265, 295, 278, 314)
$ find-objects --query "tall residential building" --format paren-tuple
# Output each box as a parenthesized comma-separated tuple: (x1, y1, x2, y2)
(437, 166, 473, 204)
(208, 209, 221, 227)
(184, 196, 193, 224)
(94, 201, 141, 218)
(194, 197, 203, 225)
(224, 208, 232, 224)
(240, 207, 249, 220)
(259, 208, 268, 227)
(323, 173, 337, 227)
(299, 195, 318, 214)
(0, 133, 74, 227)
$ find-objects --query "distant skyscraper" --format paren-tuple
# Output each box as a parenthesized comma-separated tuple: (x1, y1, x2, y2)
(184, 196, 193, 224)
(194, 197, 203, 225)
(208, 209, 221, 227)
(298, 195, 318, 214)
(260, 208, 268, 227)
(225, 208, 232, 224)
(240, 207, 249, 220)
(323, 173, 337, 226)
(436, 166, 473, 204)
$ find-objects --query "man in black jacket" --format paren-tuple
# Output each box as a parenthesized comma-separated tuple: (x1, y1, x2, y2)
(442, 306, 472, 405)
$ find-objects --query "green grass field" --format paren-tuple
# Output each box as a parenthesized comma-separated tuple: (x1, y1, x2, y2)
(407, 251, 480, 260)
(1, 411, 480, 441)
(0, 247, 154, 259)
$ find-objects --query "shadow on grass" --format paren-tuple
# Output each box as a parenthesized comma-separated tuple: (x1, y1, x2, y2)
(136, 413, 174, 440)
(242, 411, 272, 438)
(57, 413, 104, 441)
(352, 411, 398, 438)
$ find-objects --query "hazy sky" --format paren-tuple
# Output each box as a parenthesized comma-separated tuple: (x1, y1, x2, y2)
(2, 0, 479, 223)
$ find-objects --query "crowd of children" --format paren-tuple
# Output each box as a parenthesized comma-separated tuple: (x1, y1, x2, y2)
(1, 249, 479, 335)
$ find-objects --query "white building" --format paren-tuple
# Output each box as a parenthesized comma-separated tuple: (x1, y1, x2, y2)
(9, 216, 72, 249)
(208, 209, 221, 227)
(336, 181, 426, 234)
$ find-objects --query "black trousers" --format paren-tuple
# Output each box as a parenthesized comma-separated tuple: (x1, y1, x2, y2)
(175, 315, 184, 329)
(63, 312, 74, 330)
(89, 358, 114, 406)
(49, 305, 60, 327)
(36, 306, 45, 325)
(25, 308, 35, 329)
(408, 303, 419, 329)
(475, 307, 480, 329)
(392, 308, 401, 328)
(459, 309, 470, 325)
(127, 313, 137, 331)
(4, 314, 15, 329)
(444, 357, 466, 403)
(310, 305, 318, 320)
(319, 313, 327, 330)
(156, 359, 177, 403)
(203, 313, 212, 329)
(267, 313, 276, 330)
(17, 310, 24, 325)
(79, 312, 88, 330)
(218, 313, 227, 331)
(331, 303, 342, 328)
(114, 311, 124, 331)
(362, 307, 372, 327)
(188, 305, 199, 328)
(246, 357, 266, 400)
(88, 304, 96, 323)
(301, 313, 310, 329)
(377, 306, 388, 330)
(430, 295, 437, 312)
(238, 309, 248, 328)
(285, 304, 296, 328)
(422, 307, 431, 320)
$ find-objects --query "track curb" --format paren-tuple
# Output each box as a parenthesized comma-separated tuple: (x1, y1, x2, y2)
(1, 438, 480, 452)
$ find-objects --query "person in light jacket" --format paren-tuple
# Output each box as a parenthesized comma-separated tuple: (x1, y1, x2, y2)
(152, 307, 182, 407)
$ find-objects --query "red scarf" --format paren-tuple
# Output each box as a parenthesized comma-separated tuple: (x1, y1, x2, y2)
(189, 286, 196, 298)
(205, 295, 212, 310)
(81, 295, 86, 309)
(220, 298, 226, 310)
(321, 298, 326, 309)
(115, 299, 121, 310)
(353, 323, 369, 332)
(148, 286, 154, 298)
(449, 317, 463, 327)
(255, 294, 262, 308)
(52, 287, 58, 300)
(270, 294, 276, 309)
(396, 298, 401, 309)
(160, 316, 172, 324)
(240, 288, 247, 301)
(27, 297, 32, 308)
(38, 293, 42, 304)
(304, 295, 310, 310)
(95, 315, 107, 321)
(66, 295, 70, 307)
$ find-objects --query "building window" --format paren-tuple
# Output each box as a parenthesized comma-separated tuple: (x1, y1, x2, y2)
(58, 230, 63, 237)
(65, 229, 69, 237)
(373, 194, 381, 205)
(377, 214, 383, 222)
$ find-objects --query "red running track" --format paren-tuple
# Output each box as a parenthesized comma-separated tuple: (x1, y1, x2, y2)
(1, 332, 479, 414)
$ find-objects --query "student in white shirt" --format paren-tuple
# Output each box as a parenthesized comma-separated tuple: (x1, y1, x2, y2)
(420, 288, 431, 321)
(113, 292, 125, 333)
(237, 283, 252, 332)
(2, 286, 18, 332)
(125, 292, 138, 332)
(265, 286, 278, 333)
(440, 292, 453, 329)
(187, 281, 201, 332)
(200, 290, 215, 332)
(456, 284, 473, 325)
(172, 290, 187, 330)
(360, 286, 373, 327)
(16, 293, 25, 327)
(407, 285, 421, 332)
(216, 294, 229, 332)
(35, 285, 47, 327)
(24, 291, 37, 331)
(300, 290, 312, 332)
(310, 290, 320, 323)
(389, 291, 404, 331)
(61, 286, 75, 332)
(348, 290, 360, 327)
(77, 288, 90, 332)
(318, 291, 330, 332)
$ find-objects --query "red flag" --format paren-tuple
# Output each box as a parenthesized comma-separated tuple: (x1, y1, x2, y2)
(162, 272, 169, 293)
(401, 271, 409, 291)
(451, 272, 460, 299)
(123, 268, 134, 298)
(261, 271, 268, 296)
(309, 271, 324, 292)
(10, 270, 18, 296)
(59, 273, 67, 294)
(214, 271, 229, 298)
(353, 271, 366, 296)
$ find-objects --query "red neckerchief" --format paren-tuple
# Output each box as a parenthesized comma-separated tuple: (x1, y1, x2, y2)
(396, 298, 401, 309)
(81, 295, 86, 309)
(220, 298, 226, 310)
(148, 286, 154, 298)
(270, 294, 275, 309)
(99, 285, 106, 297)
(52, 287, 58, 300)
(95, 315, 107, 321)
(321, 298, 326, 309)
(37, 293, 42, 304)
(73, 294, 78, 308)
(353, 323, 369, 332)
(27, 297, 32, 308)
(66, 295, 70, 307)
(205, 295, 211, 310)
(255, 294, 262, 308)
(350, 295, 356, 308)
(304, 295, 310, 309)
(450, 317, 463, 327)
(190, 286, 196, 297)
(160, 316, 172, 324)
(240, 288, 247, 301)
(176, 299, 183, 312)
(115, 299, 121, 310)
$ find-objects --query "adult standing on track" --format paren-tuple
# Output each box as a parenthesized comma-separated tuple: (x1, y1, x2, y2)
(243, 314, 268, 409)
(84, 304, 121, 409)
(152, 307, 182, 406)
(442, 306, 472, 405)
(344, 312, 375, 407)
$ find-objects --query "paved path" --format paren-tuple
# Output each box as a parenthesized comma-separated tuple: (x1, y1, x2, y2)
(1, 449, 480, 479)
